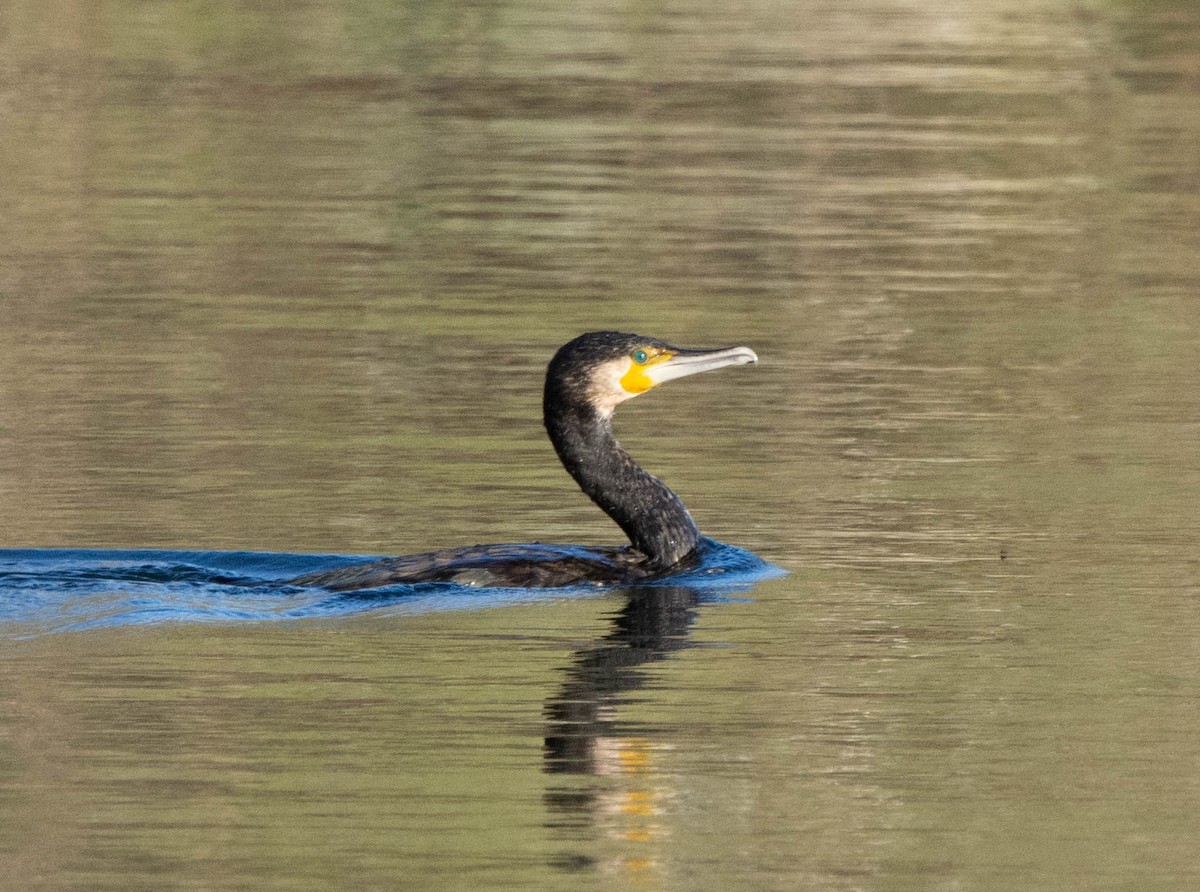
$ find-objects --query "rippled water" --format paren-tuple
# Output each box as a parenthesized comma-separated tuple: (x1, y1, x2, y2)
(0, 540, 777, 636)
(2, 0, 1199, 889)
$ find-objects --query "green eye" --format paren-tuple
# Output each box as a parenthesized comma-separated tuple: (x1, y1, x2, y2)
(632, 349, 649, 365)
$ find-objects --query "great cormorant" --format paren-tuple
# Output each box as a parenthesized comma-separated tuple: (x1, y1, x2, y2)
(291, 331, 757, 590)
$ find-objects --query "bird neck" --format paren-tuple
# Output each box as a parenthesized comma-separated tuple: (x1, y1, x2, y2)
(545, 402, 701, 571)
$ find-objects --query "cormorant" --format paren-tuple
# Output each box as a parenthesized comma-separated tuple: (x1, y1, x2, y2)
(291, 331, 757, 591)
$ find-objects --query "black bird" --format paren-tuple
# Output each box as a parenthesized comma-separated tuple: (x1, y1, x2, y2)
(291, 331, 757, 591)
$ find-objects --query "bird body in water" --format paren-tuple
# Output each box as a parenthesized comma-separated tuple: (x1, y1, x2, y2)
(292, 331, 757, 591)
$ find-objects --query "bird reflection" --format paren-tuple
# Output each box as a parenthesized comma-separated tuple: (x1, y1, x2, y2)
(543, 585, 702, 879)
(544, 585, 699, 773)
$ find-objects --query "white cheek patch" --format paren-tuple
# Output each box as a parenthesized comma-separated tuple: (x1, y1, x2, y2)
(588, 356, 635, 416)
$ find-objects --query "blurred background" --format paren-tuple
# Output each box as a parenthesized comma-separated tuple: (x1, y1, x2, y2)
(1, 0, 1198, 889)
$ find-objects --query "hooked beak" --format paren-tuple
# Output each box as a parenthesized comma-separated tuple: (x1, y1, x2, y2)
(643, 345, 759, 387)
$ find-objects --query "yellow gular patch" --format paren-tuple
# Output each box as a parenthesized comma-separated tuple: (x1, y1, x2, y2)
(619, 351, 673, 394)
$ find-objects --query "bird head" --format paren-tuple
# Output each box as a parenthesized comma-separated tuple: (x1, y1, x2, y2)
(546, 331, 758, 418)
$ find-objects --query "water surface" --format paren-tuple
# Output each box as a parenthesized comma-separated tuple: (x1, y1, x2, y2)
(2, 0, 1199, 889)
(0, 540, 775, 637)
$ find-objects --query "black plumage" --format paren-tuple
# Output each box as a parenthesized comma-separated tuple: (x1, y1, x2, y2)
(291, 331, 756, 591)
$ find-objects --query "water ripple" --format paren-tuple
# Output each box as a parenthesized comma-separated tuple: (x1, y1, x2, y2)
(0, 541, 782, 638)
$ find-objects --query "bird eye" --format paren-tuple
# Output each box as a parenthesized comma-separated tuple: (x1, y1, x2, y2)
(632, 349, 649, 365)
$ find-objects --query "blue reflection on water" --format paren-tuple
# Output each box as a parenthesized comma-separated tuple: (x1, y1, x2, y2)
(0, 539, 782, 637)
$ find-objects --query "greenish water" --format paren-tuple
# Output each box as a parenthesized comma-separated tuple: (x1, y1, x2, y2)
(2, 0, 1199, 888)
